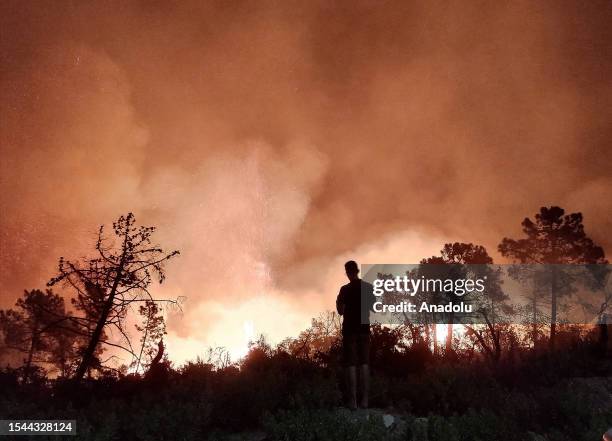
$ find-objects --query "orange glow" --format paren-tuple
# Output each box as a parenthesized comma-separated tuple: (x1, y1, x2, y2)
(1, 1, 610, 365)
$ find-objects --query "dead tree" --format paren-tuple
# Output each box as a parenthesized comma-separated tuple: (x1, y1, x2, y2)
(48, 213, 179, 381)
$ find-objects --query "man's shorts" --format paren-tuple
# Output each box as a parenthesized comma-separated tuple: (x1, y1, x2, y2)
(342, 332, 370, 366)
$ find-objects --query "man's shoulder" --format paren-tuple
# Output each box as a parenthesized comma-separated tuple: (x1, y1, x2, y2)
(342, 279, 373, 292)
(340, 282, 352, 293)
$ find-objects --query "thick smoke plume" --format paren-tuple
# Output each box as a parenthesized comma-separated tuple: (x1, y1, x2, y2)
(1, 1, 611, 360)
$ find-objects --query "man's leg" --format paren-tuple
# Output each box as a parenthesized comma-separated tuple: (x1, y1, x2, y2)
(346, 365, 357, 410)
(359, 364, 369, 408)
(343, 334, 358, 409)
(358, 332, 370, 409)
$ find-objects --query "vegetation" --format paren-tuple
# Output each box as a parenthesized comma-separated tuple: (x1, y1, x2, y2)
(0, 206, 610, 440)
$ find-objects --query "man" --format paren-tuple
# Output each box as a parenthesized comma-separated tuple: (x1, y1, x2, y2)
(336, 260, 374, 409)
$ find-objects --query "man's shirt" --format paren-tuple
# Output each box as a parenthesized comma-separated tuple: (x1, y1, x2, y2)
(336, 279, 375, 335)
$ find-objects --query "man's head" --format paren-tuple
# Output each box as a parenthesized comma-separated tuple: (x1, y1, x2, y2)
(345, 260, 359, 281)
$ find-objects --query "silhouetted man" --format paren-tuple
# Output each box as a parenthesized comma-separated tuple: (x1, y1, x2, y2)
(336, 260, 374, 409)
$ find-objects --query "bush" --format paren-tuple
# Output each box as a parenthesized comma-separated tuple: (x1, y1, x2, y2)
(450, 409, 522, 441)
(263, 408, 403, 441)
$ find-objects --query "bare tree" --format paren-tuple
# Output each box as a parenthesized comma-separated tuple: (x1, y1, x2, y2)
(285, 312, 341, 361)
(48, 213, 180, 381)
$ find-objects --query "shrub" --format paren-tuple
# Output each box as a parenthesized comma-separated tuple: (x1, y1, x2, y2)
(263, 408, 403, 441)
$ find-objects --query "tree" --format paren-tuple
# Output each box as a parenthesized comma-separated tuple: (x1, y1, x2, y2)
(581, 263, 612, 354)
(414, 257, 447, 356)
(0, 289, 68, 382)
(69, 282, 109, 378)
(499, 206, 607, 349)
(419, 243, 509, 359)
(133, 300, 167, 374)
(47, 315, 81, 378)
(282, 312, 341, 362)
(48, 213, 180, 381)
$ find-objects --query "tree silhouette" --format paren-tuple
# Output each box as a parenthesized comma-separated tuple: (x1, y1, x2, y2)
(69, 282, 109, 378)
(133, 300, 167, 374)
(47, 314, 81, 378)
(415, 257, 447, 355)
(0, 289, 69, 382)
(498, 206, 607, 349)
(48, 213, 180, 381)
(420, 243, 508, 358)
(281, 312, 341, 362)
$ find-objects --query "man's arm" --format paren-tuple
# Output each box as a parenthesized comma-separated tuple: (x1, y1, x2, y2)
(336, 289, 345, 316)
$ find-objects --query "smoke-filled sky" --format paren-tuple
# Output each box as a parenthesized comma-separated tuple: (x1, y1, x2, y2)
(1, 1, 611, 362)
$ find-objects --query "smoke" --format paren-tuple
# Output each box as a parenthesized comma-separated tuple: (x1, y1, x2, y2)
(1, 1, 611, 362)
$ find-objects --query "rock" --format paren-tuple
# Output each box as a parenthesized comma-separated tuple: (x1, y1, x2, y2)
(382, 414, 394, 428)
(332, 407, 432, 439)
(344, 408, 411, 436)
